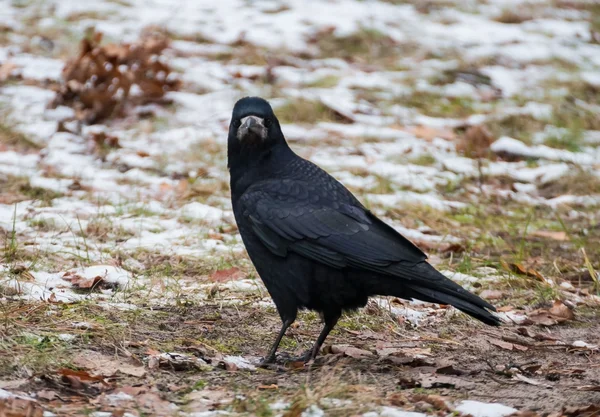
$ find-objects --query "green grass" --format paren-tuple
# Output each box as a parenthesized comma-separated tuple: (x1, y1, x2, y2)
(399, 91, 476, 118)
(275, 99, 342, 124)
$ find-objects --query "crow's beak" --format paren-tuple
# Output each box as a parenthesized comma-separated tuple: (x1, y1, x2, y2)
(237, 116, 267, 142)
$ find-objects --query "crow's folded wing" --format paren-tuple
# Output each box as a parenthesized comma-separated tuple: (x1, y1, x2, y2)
(239, 179, 427, 271)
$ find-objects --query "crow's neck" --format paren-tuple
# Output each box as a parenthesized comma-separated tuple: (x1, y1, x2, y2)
(229, 142, 295, 198)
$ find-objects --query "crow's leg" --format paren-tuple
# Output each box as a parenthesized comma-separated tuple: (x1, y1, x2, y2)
(306, 310, 341, 361)
(260, 317, 294, 366)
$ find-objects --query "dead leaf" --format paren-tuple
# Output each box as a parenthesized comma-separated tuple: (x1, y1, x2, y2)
(186, 389, 233, 412)
(526, 300, 575, 326)
(419, 375, 474, 389)
(513, 373, 552, 388)
(457, 125, 495, 159)
(73, 351, 146, 378)
(0, 62, 18, 82)
(479, 289, 504, 300)
(36, 390, 58, 401)
(62, 271, 105, 290)
(0, 391, 44, 417)
(436, 365, 465, 376)
(209, 267, 245, 283)
(408, 126, 455, 141)
(530, 230, 568, 241)
(58, 368, 109, 386)
(258, 384, 278, 390)
(502, 260, 544, 281)
(548, 300, 575, 320)
(576, 385, 600, 392)
(488, 339, 514, 351)
(0, 379, 28, 390)
(410, 394, 451, 412)
(562, 405, 600, 417)
(375, 347, 404, 357)
(330, 345, 373, 358)
(51, 29, 180, 124)
(148, 352, 208, 371)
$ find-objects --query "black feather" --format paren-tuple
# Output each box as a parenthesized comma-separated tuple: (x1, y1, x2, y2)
(228, 97, 500, 363)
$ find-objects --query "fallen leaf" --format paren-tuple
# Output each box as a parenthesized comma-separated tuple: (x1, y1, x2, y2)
(330, 345, 373, 358)
(375, 347, 404, 357)
(502, 260, 544, 281)
(62, 271, 104, 290)
(436, 365, 465, 376)
(419, 375, 474, 389)
(513, 373, 552, 388)
(576, 385, 600, 392)
(258, 384, 278, 390)
(36, 390, 58, 401)
(209, 267, 245, 283)
(0, 62, 18, 82)
(526, 312, 561, 326)
(0, 379, 28, 390)
(489, 339, 514, 351)
(548, 300, 575, 320)
(530, 230, 568, 241)
(408, 126, 455, 141)
(479, 289, 504, 300)
(0, 391, 44, 417)
(562, 405, 600, 417)
(526, 300, 575, 326)
(148, 352, 208, 371)
(410, 394, 451, 412)
(58, 368, 108, 386)
(457, 125, 495, 159)
(186, 389, 233, 412)
(74, 351, 146, 378)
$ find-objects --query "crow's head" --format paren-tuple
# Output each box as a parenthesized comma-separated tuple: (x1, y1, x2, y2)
(229, 97, 283, 150)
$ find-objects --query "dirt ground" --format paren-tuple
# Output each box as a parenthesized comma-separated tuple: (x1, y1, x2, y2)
(2, 299, 599, 416)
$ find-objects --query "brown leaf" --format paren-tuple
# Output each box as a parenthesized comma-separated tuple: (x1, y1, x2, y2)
(330, 345, 373, 358)
(562, 405, 600, 417)
(0, 392, 44, 417)
(530, 230, 568, 241)
(479, 289, 504, 300)
(457, 125, 495, 159)
(489, 339, 515, 351)
(62, 271, 104, 289)
(548, 300, 575, 320)
(436, 365, 465, 376)
(419, 375, 474, 389)
(58, 368, 109, 386)
(408, 126, 455, 141)
(258, 384, 278, 390)
(209, 267, 245, 283)
(576, 385, 600, 392)
(502, 260, 544, 281)
(513, 373, 552, 388)
(36, 390, 58, 401)
(526, 312, 560, 326)
(72, 351, 146, 378)
(0, 61, 18, 82)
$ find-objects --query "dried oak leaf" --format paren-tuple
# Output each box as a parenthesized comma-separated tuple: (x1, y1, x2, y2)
(209, 267, 245, 283)
(330, 345, 374, 359)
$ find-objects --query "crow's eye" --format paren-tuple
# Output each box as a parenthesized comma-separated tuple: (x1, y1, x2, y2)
(264, 118, 272, 128)
(233, 119, 241, 128)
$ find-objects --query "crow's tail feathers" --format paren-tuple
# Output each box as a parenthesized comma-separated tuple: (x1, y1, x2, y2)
(371, 262, 501, 326)
(407, 284, 501, 326)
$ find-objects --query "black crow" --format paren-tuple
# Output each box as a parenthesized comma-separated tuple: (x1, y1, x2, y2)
(228, 97, 500, 364)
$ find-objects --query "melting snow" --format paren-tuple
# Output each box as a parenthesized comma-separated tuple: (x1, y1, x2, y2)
(455, 401, 517, 417)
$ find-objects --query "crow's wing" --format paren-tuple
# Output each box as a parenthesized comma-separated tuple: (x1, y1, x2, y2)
(239, 179, 427, 271)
